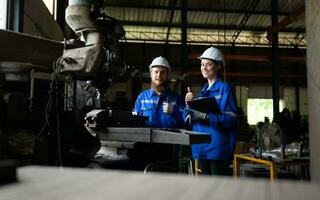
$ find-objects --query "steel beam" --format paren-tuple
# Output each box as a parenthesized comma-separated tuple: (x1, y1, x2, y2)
(186, 71, 306, 79)
(104, 4, 290, 16)
(120, 21, 305, 33)
(267, 5, 305, 42)
(271, 0, 280, 119)
(181, 0, 187, 74)
(166, 0, 178, 44)
(187, 53, 305, 62)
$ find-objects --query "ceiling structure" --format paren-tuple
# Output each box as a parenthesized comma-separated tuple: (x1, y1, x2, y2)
(103, 0, 306, 48)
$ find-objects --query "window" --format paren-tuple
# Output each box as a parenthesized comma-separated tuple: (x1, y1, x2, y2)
(0, 0, 7, 29)
(42, 0, 56, 19)
(247, 98, 285, 125)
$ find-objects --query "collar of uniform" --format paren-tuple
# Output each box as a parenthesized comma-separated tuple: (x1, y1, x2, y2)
(200, 78, 221, 95)
(148, 88, 159, 98)
(149, 88, 171, 99)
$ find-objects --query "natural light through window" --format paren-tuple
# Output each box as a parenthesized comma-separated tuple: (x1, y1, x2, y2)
(247, 98, 285, 125)
(0, 0, 7, 29)
(42, 0, 56, 18)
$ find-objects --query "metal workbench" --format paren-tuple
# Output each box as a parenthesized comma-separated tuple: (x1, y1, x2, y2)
(86, 127, 211, 145)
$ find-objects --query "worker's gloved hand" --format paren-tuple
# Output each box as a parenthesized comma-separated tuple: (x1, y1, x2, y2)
(185, 108, 207, 120)
(163, 101, 174, 114)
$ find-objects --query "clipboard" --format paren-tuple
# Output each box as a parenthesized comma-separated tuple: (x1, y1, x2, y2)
(188, 97, 221, 114)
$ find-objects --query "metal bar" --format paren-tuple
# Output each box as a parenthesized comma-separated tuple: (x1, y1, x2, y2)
(233, 154, 276, 180)
(123, 30, 305, 47)
(29, 74, 35, 112)
(123, 38, 305, 48)
(270, 162, 277, 180)
(181, 0, 187, 74)
(195, 159, 200, 175)
(56, 0, 67, 34)
(295, 86, 300, 115)
(233, 154, 240, 177)
(271, 0, 280, 120)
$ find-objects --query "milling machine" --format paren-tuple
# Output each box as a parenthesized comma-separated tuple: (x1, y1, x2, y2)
(0, 0, 210, 172)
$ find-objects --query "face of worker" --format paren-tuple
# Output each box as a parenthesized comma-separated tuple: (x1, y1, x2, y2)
(200, 59, 221, 80)
(150, 66, 169, 87)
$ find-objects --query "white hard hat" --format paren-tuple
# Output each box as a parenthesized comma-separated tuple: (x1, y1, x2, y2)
(198, 47, 225, 67)
(149, 56, 171, 71)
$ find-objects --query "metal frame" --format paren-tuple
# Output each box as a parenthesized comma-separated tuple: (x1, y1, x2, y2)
(119, 21, 304, 33)
(121, 30, 306, 48)
(233, 154, 310, 180)
(233, 154, 277, 180)
(104, 4, 291, 16)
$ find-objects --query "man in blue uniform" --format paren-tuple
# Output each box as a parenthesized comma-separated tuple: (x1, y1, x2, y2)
(133, 56, 184, 128)
(185, 47, 237, 175)
(132, 56, 185, 170)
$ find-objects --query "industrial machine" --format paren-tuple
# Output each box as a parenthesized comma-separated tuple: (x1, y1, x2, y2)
(0, 0, 210, 172)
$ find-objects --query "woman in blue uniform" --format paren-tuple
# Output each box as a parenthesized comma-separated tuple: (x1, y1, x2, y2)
(185, 47, 238, 175)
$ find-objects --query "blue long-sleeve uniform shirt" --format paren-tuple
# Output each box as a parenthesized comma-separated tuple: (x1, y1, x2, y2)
(190, 78, 238, 160)
(133, 89, 185, 128)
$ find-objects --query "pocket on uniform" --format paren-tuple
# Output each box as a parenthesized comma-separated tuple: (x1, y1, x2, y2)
(141, 106, 153, 116)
